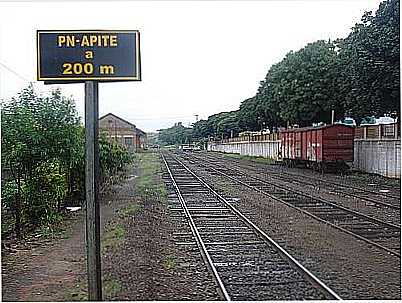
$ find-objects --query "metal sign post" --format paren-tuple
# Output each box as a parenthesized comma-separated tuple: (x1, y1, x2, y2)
(37, 30, 141, 301)
(85, 81, 102, 300)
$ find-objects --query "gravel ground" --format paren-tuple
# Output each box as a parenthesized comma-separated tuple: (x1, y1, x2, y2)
(101, 153, 220, 300)
(1, 154, 221, 301)
(206, 151, 401, 198)
(0, 175, 129, 301)
(192, 151, 401, 225)
(179, 154, 401, 300)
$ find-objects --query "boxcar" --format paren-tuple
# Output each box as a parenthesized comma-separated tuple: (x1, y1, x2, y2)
(281, 124, 355, 171)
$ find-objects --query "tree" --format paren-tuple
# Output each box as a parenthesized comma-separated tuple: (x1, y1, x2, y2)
(192, 119, 211, 140)
(266, 40, 342, 126)
(1, 85, 81, 235)
(158, 122, 193, 146)
(206, 111, 240, 139)
(1, 86, 37, 237)
(216, 111, 240, 138)
(336, 0, 400, 122)
(238, 97, 260, 131)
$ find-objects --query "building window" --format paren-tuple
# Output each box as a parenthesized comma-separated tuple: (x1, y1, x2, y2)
(124, 137, 133, 146)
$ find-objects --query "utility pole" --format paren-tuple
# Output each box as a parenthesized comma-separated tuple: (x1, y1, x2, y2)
(195, 114, 199, 122)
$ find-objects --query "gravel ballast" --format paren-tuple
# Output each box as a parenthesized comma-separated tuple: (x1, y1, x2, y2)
(179, 153, 401, 300)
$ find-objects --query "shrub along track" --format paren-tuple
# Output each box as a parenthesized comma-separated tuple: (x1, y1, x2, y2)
(1, 168, 133, 302)
(1, 152, 220, 301)
(100, 152, 220, 300)
(172, 150, 401, 299)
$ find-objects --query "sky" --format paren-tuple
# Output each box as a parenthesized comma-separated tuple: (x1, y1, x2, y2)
(0, 0, 383, 132)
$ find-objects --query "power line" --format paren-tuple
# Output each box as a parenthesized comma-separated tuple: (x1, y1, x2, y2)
(0, 61, 31, 82)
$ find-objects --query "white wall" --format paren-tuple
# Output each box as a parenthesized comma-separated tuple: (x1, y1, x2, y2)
(207, 140, 281, 160)
(354, 139, 401, 178)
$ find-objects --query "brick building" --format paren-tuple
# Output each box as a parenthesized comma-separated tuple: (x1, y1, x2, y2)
(99, 113, 147, 152)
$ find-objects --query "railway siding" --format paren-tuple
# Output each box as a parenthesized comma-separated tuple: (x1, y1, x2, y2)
(184, 152, 400, 256)
(162, 152, 341, 300)
(196, 151, 401, 225)
(175, 150, 401, 300)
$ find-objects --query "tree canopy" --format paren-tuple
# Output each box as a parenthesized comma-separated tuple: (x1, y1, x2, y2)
(158, 0, 399, 144)
(158, 122, 193, 146)
(336, 0, 399, 123)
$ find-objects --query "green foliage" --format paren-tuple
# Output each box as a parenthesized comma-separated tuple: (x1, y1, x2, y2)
(336, 0, 400, 122)
(135, 152, 167, 200)
(164, 255, 177, 270)
(100, 134, 133, 179)
(190, 0, 399, 136)
(103, 278, 122, 299)
(1, 85, 133, 238)
(269, 40, 341, 126)
(24, 160, 68, 227)
(102, 223, 125, 251)
(158, 122, 192, 146)
(238, 97, 260, 131)
(1, 181, 18, 236)
(1, 84, 81, 237)
(192, 119, 211, 140)
(159, 110, 241, 145)
(207, 111, 240, 139)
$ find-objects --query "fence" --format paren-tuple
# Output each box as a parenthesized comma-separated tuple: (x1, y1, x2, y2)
(354, 139, 400, 178)
(354, 123, 399, 139)
(218, 133, 280, 144)
(207, 139, 281, 160)
(209, 124, 400, 178)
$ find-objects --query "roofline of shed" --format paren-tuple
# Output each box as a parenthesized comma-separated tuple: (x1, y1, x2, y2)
(99, 112, 137, 129)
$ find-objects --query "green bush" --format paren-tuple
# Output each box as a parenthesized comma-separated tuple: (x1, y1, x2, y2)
(25, 160, 67, 227)
(1, 85, 133, 238)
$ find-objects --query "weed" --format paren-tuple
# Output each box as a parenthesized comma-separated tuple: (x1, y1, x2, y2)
(223, 153, 276, 165)
(103, 278, 122, 299)
(135, 152, 168, 202)
(119, 203, 140, 217)
(102, 223, 125, 251)
(65, 280, 87, 301)
(164, 255, 176, 270)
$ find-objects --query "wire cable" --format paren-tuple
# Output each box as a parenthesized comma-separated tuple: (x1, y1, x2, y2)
(0, 61, 31, 82)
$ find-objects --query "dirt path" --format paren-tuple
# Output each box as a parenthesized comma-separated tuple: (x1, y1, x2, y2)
(1, 169, 135, 301)
(2, 152, 220, 301)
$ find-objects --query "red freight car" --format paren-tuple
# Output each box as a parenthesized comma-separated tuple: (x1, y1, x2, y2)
(281, 124, 355, 171)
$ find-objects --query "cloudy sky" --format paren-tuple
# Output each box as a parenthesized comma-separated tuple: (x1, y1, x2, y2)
(0, 0, 382, 132)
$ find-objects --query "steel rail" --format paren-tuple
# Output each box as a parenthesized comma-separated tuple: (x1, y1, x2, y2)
(211, 162, 400, 230)
(188, 153, 400, 229)
(180, 153, 401, 258)
(161, 153, 231, 301)
(198, 152, 400, 208)
(201, 151, 400, 200)
(168, 152, 342, 301)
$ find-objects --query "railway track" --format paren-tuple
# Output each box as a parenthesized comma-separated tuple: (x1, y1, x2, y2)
(198, 152, 400, 208)
(161, 152, 341, 301)
(175, 151, 401, 258)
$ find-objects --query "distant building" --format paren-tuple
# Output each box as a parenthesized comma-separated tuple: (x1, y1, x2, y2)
(99, 113, 147, 152)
